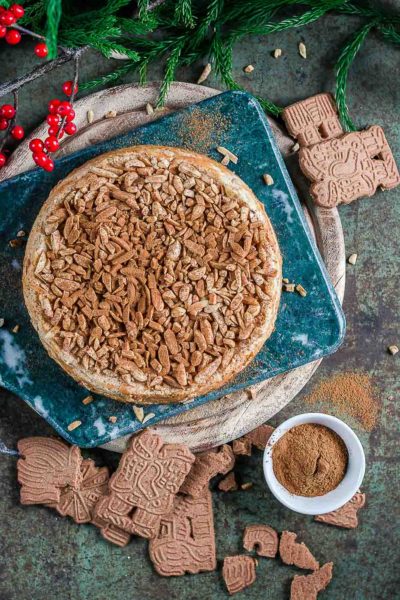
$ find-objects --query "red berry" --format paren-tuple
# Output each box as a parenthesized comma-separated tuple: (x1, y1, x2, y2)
(46, 114, 60, 127)
(0, 104, 16, 119)
(42, 157, 54, 172)
(10, 4, 25, 19)
(62, 80, 78, 97)
(11, 125, 24, 140)
(56, 101, 72, 116)
(48, 99, 61, 114)
(5, 28, 21, 45)
(64, 122, 77, 135)
(0, 25, 7, 38)
(34, 42, 48, 58)
(65, 109, 75, 122)
(47, 126, 58, 136)
(0, 10, 16, 26)
(33, 152, 48, 167)
(0, 152, 6, 167)
(44, 135, 59, 152)
(29, 138, 44, 153)
(0, 118, 8, 130)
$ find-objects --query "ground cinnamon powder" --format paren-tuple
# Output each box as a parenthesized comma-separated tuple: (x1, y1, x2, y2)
(177, 107, 230, 154)
(272, 424, 348, 497)
(304, 372, 378, 431)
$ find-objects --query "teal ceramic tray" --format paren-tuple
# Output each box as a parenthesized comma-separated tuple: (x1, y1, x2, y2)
(0, 91, 345, 447)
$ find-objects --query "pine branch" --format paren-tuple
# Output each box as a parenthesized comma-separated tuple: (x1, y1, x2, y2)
(174, 0, 195, 28)
(156, 39, 186, 107)
(335, 21, 377, 131)
(46, 0, 62, 59)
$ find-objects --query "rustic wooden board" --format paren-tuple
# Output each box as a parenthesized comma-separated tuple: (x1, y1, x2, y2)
(0, 81, 345, 452)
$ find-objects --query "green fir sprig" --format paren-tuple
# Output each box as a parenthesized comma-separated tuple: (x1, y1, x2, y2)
(14, 0, 400, 129)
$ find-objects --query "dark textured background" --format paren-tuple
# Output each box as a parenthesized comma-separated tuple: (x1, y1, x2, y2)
(0, 8, 399, 600)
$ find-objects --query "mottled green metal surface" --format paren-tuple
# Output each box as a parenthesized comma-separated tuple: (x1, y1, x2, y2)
(0, 12, 399, 600)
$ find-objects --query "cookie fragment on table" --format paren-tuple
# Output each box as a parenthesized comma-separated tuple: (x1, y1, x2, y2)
(149, 489, 216, 576)
(299, 126, 400, 208)
(315, 492, 366, 529)
(218, 472, 238, 492)
(291, 562, 333, 600)
(17, 437, 82, 505)
(282, 93, 343, 148)
(51, 459, 109, 524)
(180, 444, 235, 497)
(222, 555, 257, 595)
(93, 430, 195, 545)
(280, 531, 319, 571)
(232, 424, 275, 456)
(243, 524, 278, 558)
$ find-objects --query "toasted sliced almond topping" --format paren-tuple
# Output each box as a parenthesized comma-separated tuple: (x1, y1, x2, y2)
(67, 420, 82, 431)
(296, 284, 307, 297)
(82, 395, 94, 405)
(87, 109, 94, 124)
(217, 146, 238, 164)
(197, 63, 212, 84)
(263, 174, 274, 186)
(132, 405, 144, 422)
(142, 412, 155, 424)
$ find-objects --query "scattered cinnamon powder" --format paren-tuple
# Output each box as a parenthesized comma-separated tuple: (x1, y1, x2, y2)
(177, 107, 230, 154)
(304, 372, 378, 431)
(272, 424, 348, 497)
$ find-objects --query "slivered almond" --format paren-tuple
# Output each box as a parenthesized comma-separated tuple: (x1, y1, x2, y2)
(132, 405, 144, 422)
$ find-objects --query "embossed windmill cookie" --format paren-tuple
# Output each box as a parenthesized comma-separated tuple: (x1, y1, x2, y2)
(280, 531, 319, 570)
(222, 555, 257, 595)
(93, 430, 195, 545)
(52, 459, 109, 524)
(243, 524, 278, 558)
(17, 437, 82, 505)
(315, 492, 366, 529)
(299, 125, 400, 207)
(180, 444, 235, 497)
(149, 489, 216, 576)
(291, 562, 333, 600)
(282, 93, 343, 147)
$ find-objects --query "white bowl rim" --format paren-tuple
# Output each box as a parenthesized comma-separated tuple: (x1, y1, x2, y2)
(263, 412, 365, 515)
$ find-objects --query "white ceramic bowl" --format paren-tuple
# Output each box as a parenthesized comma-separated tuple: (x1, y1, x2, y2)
(263, 412, 365, 515)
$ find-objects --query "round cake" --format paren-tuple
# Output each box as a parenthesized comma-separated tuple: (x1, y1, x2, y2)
(23, 145, 282, 404)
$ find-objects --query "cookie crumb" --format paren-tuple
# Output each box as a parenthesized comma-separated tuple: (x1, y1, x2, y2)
(221, 155, 230, 166)
(263, 173, 274, 185)
(348, 253, 357, 265)
(283, 283, 295, 292)
(197, 63, 212, 84)
(17, 230, 26, 237)
(109, 416, 117, 424)
(388, 345, 399, 356)
(299, 42, 307, 59)
(12, 324, 20, 333)
(218, 472, 238, 492)
(105, 110, 117, 119)
(273, 48, 282, 59)
(67, 420, 82, 431)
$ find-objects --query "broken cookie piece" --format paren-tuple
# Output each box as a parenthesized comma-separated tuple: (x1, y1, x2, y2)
(315, 492, 366, 529)
(149, 489, 216, 576)
(218, 472, 238, 492)
(232, 424, 275, 456)
(180, 444, 235, 497)
(93, 430, 195, 545)
(243, 524, 278, 558)
(282, 93, 343, 147)
(51, 459, 109, 524)
(291, 562, 333, 600)
(222, 555, 257, 595)
(17, 437, 82, 505)
(280, 531, 319, 571)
